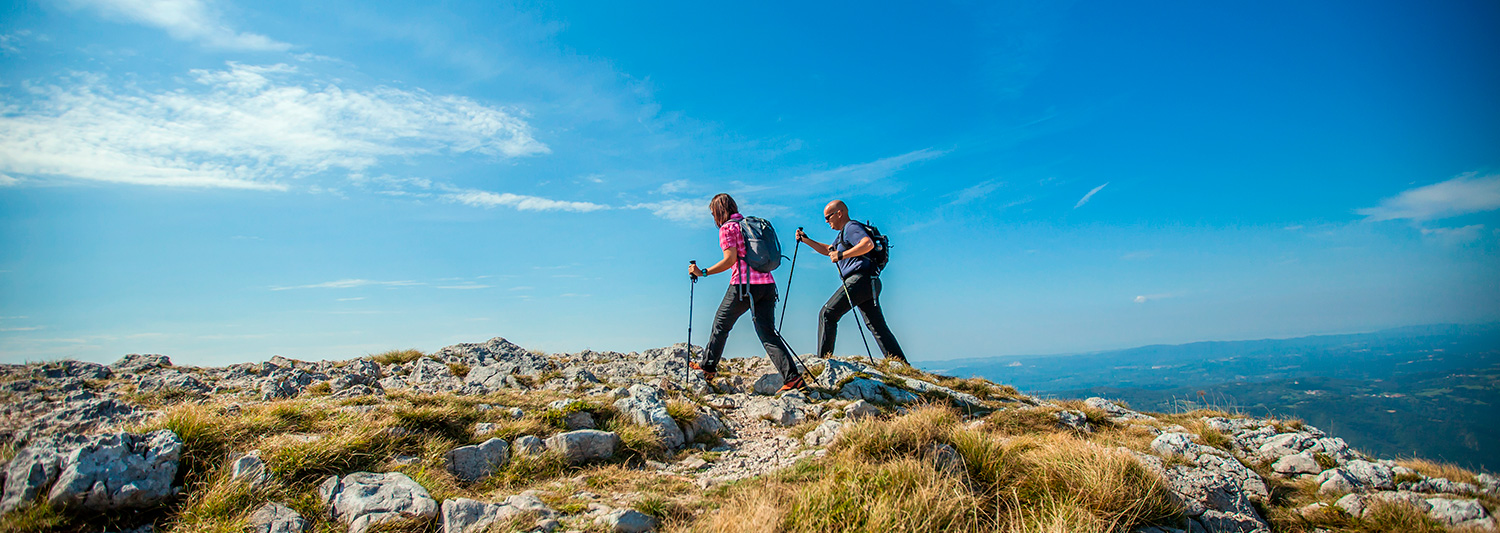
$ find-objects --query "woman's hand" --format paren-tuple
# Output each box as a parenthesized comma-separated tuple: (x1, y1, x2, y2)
(795, 228, 808, 243)
(690, 263, 706, 277)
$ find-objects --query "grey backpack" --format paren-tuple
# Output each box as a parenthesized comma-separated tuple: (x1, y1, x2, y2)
(737, 216, 783, 273)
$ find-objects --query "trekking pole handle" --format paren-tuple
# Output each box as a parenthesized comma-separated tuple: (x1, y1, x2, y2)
(689, 260, 698, 282)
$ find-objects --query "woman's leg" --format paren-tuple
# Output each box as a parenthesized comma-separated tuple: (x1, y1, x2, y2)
(749, 284, 801, 379)
(701, 285, 750, 372)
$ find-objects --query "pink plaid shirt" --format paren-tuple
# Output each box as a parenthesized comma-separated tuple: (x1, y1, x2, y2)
(720, 214, 776, 285)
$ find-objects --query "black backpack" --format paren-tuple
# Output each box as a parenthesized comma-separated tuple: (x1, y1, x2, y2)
(737, 216, 783, 273)
(841, 220, 890, 274)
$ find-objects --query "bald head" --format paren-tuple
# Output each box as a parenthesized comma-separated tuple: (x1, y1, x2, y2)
(824, 200, 850, 229)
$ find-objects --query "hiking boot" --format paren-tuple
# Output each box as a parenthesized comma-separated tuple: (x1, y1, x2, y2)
(777, 375, 807, 392)
(689, 361, 715, 381)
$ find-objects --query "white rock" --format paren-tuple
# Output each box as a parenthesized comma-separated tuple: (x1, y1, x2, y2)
(844, 400, 880, 420)
(441, 493, 555, 533)
(249, 502, 307, 533)
(319, 472, 439, 533)
(612, 385, 686, 449)
(752, 373, 785, 395)
(1272, 452, 1321, 476)
(1426, 498, 1493, 529)
(46, 430, 183, 511)
(544, 430, 620, 465)
(803, 420, 843, 447)
(512, 435, 547, 456)
(445, 438, 510, 482)
(231, 450, 270, 485)
(595, 508, 658, 533)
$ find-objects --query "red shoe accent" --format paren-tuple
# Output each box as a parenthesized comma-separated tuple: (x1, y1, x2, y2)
(778, 375, 807, 392)
(689, 361, 716, 381)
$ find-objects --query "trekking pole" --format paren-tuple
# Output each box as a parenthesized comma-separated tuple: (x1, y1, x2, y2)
(686, 260, 698, 386)
(778, 228, 801, 332)
(833, 256, 878, 367)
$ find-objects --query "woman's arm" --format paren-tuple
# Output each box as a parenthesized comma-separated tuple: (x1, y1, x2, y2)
(692, 247, 739, 277)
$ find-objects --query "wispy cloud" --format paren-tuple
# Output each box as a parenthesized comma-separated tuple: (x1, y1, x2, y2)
(445, 190, 608, 212)
(1357, 173, 1500, 221)
(946, 179, 1003, 206)
(435, 283, 492, 290)
(1074, 182, 1109, 209)
(271, 279, 421, 291)
(335, 297, 366, 301)
(60, 0, 291, 51)
(1133, 293, 1172, 303)
(0, 174, 18, 187)
(1421, 224, 1486, 244)
(657, 179, 689, 194)
(629, 198, 709, 224)
(799, 148, 948, 185)
(0, 63, 548, 190)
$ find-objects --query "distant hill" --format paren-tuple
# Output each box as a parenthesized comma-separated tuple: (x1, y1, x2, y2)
(926, 323, 1500, 471)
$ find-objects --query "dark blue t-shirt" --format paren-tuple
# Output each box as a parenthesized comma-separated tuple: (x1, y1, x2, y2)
(835, 221, 875, 278)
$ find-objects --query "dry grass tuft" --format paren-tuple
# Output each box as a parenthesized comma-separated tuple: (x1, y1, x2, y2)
(1394, 457, 1479, 485)
(687, 404, 1181, 533)
(371, 349, 425, 365)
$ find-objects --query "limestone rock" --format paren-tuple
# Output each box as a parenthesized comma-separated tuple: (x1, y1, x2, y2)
(752, 373, 784, 395)
(1316, 460, 1394, 494)
(813, 359, 884, 390)
(612, 385, 685, 449)
(744, 396, 808, 426)
(441, 493, 555, 533)
(544, 430, 620, 465)
(596, 508, 659, 533)
(836, 378, 918, 405)
(1425, 497, 1493, 529)
(0, 435, 81, 514)
(46, 430, 183, 511)
(110, 353, 171, 373)
(1271, 452, 1321, 476)
(900, 378, 984, 410)
(842, 400, 877, 420)
(679, 410, 729, 444)
(803, 420, 843, 447)
(319, 472, 439, 533)
(513, 435, 547, 456)
(1055, 410, 1093, 432)
(445, 438, 510, 482)
(249, 502, 308, 533)
(231, 450, 270, 485)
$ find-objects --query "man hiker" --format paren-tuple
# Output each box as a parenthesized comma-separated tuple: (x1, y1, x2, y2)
(688, 193, 807, 392)
(794, 200, 908, 364)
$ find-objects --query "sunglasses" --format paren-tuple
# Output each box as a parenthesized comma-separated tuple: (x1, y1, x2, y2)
(824, 212, 837, 221)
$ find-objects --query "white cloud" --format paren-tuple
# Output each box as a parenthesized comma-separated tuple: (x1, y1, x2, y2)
(1421, 224, 1486, 244)
(1133, 293, 1172, 303)
(657, 179, 689, 194)
(0, 63, 549, 190)
(1357, 173, 1500, 221)
(445, 190, 608, 212)
(61, 0, 291, 51)
(271, 279, 421, 290)
(1074, 182, 1109, 209)
(0, 174, 18, 187)
(799, 148, 948, 185)
(629, 198, 709, 224)
(435, 284, 492, 290)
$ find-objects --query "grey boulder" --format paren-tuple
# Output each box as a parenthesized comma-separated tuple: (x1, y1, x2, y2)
(752, 373, 784, 395)
(46, 430, 183, 511)
(441, 493, 555, 533)
(1316, 460, 1395, 494)
(1271, 452, 1321, 477)
(836, 378, 918, 405)
(445, 438, 511, 482)
(512, 435, 547, 456)
(544, 430, 620, 465)
(319, 472, 439, 533)
(612, 385, 685, 449)
(596, 508, 659, 533)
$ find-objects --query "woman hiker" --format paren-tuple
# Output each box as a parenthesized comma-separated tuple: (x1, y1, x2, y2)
(687, 193, 807, 392)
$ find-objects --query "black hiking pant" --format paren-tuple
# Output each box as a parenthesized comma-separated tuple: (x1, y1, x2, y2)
(817, 272, 906, 361)
(700, 283, 802, 379)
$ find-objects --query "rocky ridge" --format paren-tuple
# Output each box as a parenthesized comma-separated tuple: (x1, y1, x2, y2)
(0, 336, 1494, 532)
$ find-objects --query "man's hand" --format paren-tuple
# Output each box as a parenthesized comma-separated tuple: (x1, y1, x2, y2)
(830, 250, 842, 263)
(690, 264, 706, 277)
(795, 228, 808, 242)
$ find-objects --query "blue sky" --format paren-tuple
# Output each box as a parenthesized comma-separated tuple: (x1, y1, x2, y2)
(2, 0, 1497, 366)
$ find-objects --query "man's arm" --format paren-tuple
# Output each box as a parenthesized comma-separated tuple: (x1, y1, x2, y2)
(839, 237, 874, 258)
(794, 229, 833, 256)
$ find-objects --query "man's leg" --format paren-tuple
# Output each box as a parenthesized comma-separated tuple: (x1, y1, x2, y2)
(816, 281, 854, 357)
(701, 286, 750, 372)
(854, 277, 907, 361)
(749, 284, 801, 379)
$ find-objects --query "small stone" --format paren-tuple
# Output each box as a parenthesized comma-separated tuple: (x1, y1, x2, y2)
(513, 435, 547, 456)
(231, 450, 270, 485)
(844, 400, 880, 420)
(545, 430, 620, 464)
(595, 508, 659, 533)
(249, 502, 308, 533)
